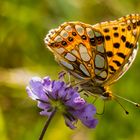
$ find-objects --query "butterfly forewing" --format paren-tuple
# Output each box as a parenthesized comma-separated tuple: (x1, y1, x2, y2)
(45, 22, 108, 81)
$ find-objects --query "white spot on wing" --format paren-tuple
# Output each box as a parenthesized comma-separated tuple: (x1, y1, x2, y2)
(60, 60, 74, 70)
(71, 49, 79, 58)
(88, 64, 91, 67)
(47, 29, 56, 37)
(95, 69, 101, 75)
(99, 71, 107, 78)
(79, 44, 90, 61)
(44, 37, 50, 44)
(65, 25, 72, 32)
(65, 53, 76, 61)
(54, 36, 63, 42)
(97, 44, 104, 53)
(94, 31, 101, 37)
(70, 71, 87, 80)
(75, 25, 84, 35)
(95, 55, 105, 68)
(60, 30, 68, 38)
(127, 20, 131, 24)
(101, 21, 108, 25)
(79, 64, 90, 76)
(86, 28, 94, 38)
(132, 29, 137, 37)
(132, 19, 136, 23)
(55, 48, 65, 54)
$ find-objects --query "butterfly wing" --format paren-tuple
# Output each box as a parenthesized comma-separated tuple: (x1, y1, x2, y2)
(45, 14, 140, 88)
(45, 22, 108, 82)
(93, 14, 140, 86)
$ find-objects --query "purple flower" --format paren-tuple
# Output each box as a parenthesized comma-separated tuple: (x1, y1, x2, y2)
(26, 76, 98, 129)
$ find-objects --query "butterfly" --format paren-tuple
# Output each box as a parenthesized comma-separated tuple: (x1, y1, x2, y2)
(44, 14, 140, 109)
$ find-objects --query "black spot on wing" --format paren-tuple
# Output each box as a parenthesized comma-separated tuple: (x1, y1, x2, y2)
(103, 28, 109, 33)
(90, 38, 96, 46)
(114, 32, 119, 37)
(113, 60, 121, 66)
(105, 35, 111, 41)
(68, 37, 73, 42)
(113, 27, 118, 30)
(109, 65, 116, 72)
(121, 35, 126, 42)
(117, 52, 126, 59)
(81, 35, 87, 40)
(113, 43, 120, 48)
(106, 51, 113, 57)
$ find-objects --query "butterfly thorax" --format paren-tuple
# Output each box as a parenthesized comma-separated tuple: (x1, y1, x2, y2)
(79, 79, 113, 100)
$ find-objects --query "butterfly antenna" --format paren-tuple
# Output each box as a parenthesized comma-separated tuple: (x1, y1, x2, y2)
(113, 97, 129, 115)
(114, 93, 140, 108)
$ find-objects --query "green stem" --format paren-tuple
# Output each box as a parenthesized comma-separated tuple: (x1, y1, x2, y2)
(39, 108, 57, 140)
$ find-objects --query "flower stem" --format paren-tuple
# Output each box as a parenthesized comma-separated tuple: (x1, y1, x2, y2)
(39, 108, 57, 140)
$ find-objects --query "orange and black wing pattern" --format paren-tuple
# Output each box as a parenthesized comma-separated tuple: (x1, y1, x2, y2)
(45, 22, 108, 82)
(45, 14, 140, 86)
(93, 14, 140, 86)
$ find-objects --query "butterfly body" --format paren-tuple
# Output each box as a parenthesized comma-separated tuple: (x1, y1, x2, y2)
(45, 14, 140, 99)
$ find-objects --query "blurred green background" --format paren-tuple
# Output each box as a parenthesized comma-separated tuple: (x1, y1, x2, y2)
(0, 0, 140, 140)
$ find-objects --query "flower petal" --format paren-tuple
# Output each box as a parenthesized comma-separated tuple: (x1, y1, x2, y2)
(43, 76, 52, 92)
(26, 86, 38, 100)
(65, 89, 82, 108)
(82, 118, 98, 128)
(57, 86, 67, 99)
(51, 81, 65, 99)
(26, 75, 98, 129)
(40, 109, 52, 116)
(70, 104, 98, 128)
(29, 77, 45, 98)
(37, 101, 51, 110)
(63, 114, 77, 129)
(29, 77, 49, 102)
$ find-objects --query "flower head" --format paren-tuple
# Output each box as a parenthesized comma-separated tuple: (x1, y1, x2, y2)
(26, 76, 98, 129)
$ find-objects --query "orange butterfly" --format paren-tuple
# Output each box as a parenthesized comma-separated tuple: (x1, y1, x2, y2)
(45, 14, 140, 111)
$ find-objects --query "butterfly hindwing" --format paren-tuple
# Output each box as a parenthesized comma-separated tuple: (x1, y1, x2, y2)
(93, 14, 140, 86)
